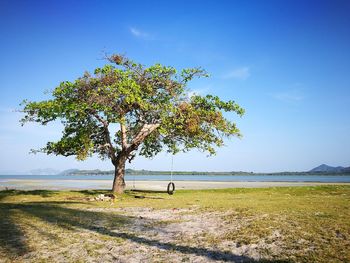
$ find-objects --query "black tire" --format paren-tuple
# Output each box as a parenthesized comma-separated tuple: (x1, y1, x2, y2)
(167, 182, 175, 195)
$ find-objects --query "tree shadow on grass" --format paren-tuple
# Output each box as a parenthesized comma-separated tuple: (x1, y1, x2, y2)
(0, 201, 90, 259)
(0, 204, 29, 257)
(0, 189, 58, 201)
(128, 189, 168, 194)
(0, 201, 292, 262)
(73, 189, 110, 196)
(0, 188, 57, 254)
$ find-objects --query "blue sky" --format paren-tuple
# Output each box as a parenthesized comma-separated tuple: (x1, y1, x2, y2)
(0, 0, 349, 173)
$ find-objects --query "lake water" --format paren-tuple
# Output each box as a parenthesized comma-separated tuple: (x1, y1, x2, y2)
(1, 174, 350, 182)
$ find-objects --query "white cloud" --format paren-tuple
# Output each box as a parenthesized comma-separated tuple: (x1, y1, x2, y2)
(0, 107, 15, 113)
(129, 27, 151, 39)
(271, 90, 304, 102)
(187, 86, 210, 98)
(187, 90, 201, 98)
(223, 67, 250, 80)
(271, 83, 305, 102)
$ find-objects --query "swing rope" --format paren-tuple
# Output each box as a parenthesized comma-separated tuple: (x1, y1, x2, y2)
(167, 154, 175, 195)
(170, 154, 174, 183)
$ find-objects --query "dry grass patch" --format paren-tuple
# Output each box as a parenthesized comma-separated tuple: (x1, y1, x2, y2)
(0, 186, 349, 262)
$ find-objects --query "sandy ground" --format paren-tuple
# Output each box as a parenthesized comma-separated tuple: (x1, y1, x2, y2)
(1, 179, 349, 191)
(81, 206, 268, 262)
(1, 184, 349, 262)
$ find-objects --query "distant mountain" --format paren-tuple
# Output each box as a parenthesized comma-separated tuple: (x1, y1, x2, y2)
(53, 166, 350, 176)
(342, 167, 350, 173)
(30, 168, 60, 175)
(309, 164, 346, 173)
(59, 169, 80, 175)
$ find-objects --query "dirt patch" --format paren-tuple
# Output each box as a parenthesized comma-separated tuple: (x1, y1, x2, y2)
(71, 206, 283, 262)
(0, 206, 318, 262)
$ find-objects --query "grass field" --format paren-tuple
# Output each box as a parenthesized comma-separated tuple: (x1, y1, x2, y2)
(1, 186, 349, 262)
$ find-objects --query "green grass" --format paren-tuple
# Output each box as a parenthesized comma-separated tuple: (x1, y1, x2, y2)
(0, 186, 350, 262)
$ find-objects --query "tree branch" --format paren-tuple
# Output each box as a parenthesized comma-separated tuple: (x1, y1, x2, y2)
(90, 111, 108, 126)
(90, 111, 117, 162)
(120, 122, 129, 150)
(129, 123, 160, 151)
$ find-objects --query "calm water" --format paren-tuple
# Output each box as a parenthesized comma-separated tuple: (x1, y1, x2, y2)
(1, 174, 350, 182)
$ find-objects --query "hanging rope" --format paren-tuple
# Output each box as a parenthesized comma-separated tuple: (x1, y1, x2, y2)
(167, 154, 175, 195)
(170, 154, 174, 183)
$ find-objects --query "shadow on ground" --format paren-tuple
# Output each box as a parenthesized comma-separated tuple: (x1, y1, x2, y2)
(0, 189, 58, 201)
(0, 190, 291, 262)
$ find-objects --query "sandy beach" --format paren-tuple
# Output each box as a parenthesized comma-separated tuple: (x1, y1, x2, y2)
(1, 179, 349, 191)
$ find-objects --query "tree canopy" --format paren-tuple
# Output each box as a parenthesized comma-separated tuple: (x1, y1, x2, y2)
(21, 54, 244, 193)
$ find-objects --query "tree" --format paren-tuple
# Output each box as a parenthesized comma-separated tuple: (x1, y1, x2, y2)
(21, 54, 244, 194)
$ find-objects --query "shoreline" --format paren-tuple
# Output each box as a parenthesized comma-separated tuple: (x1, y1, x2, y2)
(1, 179, 350, 191)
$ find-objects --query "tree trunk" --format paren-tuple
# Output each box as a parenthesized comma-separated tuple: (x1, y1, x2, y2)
(111, 123, 160, 194)
(112, 155, 127, 194)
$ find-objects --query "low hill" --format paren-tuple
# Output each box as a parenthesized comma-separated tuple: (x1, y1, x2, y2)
(309, 164, 348, 173)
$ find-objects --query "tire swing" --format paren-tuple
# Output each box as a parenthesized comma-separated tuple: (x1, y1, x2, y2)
(167, 155, 175, 195)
